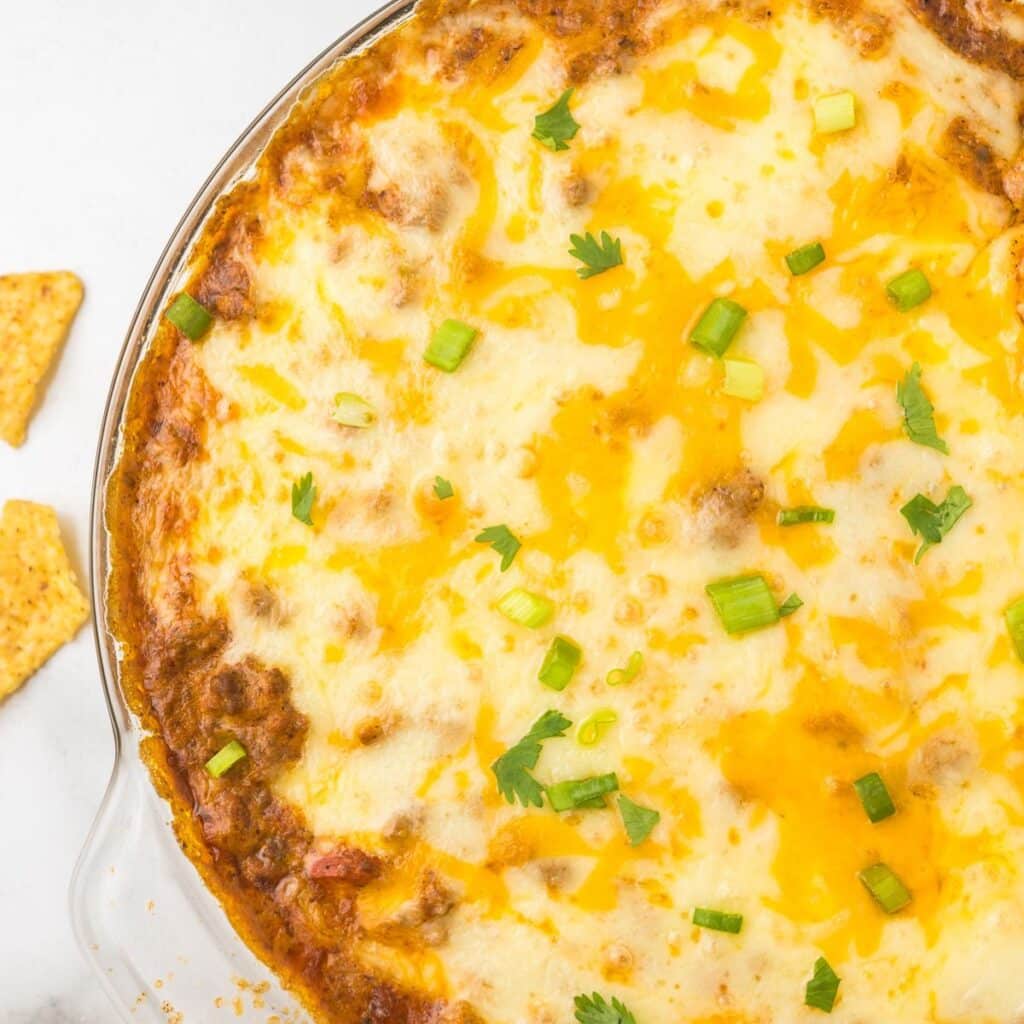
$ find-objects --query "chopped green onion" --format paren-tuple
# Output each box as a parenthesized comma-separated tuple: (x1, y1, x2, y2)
(853, 772, 896, 823)
(547, 773, 619, 811)
(778, 505, 835, 526)
(577, 708, 618, 746)
(424, 319, 478, 372)
(165, 293, 213, 341)
(689, 297, 747, 357)
(786, 242, 826, 276)
(692, 907, 743, 934)
(498, 588, 554, 628)
(722, 359, 764, 401)
(1005, 598, 1024, 662)
(538, 635, 582, 691)
(886, 269, 932, 312)
(705, 574, 779, 635)
(205, 739, 247, 778)
(805, 957, 841, 1013)
(778, 593, 803, 618)
(618, 794, 660, 846)
(606, 650, 643, 687)
(858, 862, 911, 913)
(433, 476, 454, 500)
(814, 91, 856, 134)
(333, 392, 375, 428)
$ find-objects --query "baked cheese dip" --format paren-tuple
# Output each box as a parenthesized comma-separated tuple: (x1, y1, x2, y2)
(107, 0, 1024, 1021)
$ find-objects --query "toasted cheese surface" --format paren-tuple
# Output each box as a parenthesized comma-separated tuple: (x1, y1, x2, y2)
(108, 2, 1024, 1022)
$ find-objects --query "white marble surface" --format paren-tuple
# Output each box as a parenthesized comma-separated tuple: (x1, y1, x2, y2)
(0, 1, 381, 1018)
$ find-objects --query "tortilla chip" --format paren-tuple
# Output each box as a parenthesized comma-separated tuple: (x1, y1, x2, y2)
(0, 500, 89, 701)
(0, 271, 84, 447)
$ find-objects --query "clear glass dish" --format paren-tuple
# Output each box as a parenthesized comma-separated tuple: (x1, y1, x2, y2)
(71, 3, 414, 1020)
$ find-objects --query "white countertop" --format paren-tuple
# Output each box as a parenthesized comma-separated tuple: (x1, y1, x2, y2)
(0, 2, 381, 1018)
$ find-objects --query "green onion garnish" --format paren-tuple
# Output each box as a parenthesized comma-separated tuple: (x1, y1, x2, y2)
(692, 907, 743, 934)
(814, 91, 856, 134)
(706, 574, 781, 634)
(1005, 598, 1024, 662)
(498, 588, 554, 628)
(853, 772, 896, 823)
(690, 297, 747, 357)
(205, 739, 247, 778)
(576, 708, 618, 746)
(805, 957, 841, 1013)
(722, 358, 764, 401)
(778, 593, 804, 618)
(886, 268, 932, 312)
(547, 773, 619, 811)
(778, 505, 835, 526)
(858, 862, 911, 913)
(165, 293, 213, 341)
(606, 650, 643, 687)
(424, 319, 478, 372)
(786, 242, 826, 276)
(333, 392, 376, 428)
(538, 635, 582, 691)
(433, 476, 454, 500)
(618, 794, 660, 846)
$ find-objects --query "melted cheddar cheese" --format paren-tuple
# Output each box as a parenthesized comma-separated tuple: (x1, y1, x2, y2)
(111, 1, 1024, 1021)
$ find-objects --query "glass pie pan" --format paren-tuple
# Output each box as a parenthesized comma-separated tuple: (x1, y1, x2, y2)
(71, 3, 414, 1020)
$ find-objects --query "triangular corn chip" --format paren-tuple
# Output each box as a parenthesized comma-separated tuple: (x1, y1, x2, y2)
(0, 271, 84, 446)
(0, 500, 89, 701)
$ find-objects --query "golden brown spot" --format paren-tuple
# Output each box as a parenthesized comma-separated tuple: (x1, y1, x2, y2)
(691, 467, 765, 548)
(355, 714, 399, 746)
(908, 732, 978, 797)
(562, 173, 592, 208)
(614, 596, 644, 625)
(940, 117, 1007, 197)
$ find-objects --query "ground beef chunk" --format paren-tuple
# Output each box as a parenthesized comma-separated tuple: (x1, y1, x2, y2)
(908, 732, 978, 796)
(193, 659, 307, 772)
(1003, 156, 1024, 208)
(808, 0, 892, 57)
(908, 0, 1024, 79)
(365, 181, 450, 232)
(940, 117, 1007, 196)
(418, 870, 457, 919)
(692, 468, 766, 548)
(196, 256, 252, 320)
(563, 173, 592, 207)
(514, 0, 661, 82)
(307, 846, 384, 886)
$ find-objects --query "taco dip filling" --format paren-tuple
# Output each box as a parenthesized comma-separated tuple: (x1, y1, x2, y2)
(107, 1, 1024, 1021)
